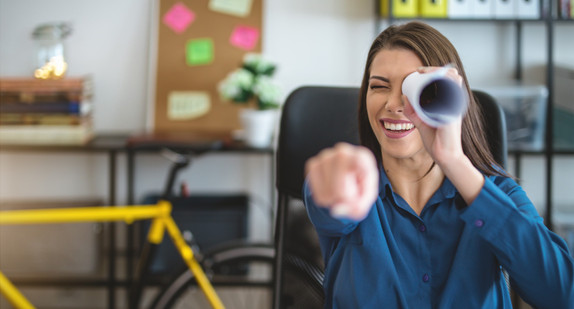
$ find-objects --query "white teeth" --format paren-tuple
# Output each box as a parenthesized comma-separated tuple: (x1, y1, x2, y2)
(384, 122, 414, 131)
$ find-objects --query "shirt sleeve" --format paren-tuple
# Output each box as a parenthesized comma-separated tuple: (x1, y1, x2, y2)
(460, 175, 574, 308)
(303, 178, 360, 237)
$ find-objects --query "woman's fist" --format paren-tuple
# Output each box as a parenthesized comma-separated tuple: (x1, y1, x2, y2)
(305, 143, 379, 220)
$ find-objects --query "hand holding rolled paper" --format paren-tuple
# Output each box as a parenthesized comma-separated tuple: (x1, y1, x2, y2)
(401, 65, 468, 127)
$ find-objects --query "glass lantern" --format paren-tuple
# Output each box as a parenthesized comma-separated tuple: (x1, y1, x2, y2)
(32, 23, 72, 79)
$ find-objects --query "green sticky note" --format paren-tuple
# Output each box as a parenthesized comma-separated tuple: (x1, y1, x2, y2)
(186, 38, 214, 66)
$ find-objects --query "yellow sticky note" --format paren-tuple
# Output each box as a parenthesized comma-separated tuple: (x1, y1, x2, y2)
(209, 0, 253, 17)
(167, 91, 211, 120)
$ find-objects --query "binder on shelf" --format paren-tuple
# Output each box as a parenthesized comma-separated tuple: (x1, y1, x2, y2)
(380, 0, 419, 18)
(494, 0, 516, 19)
(516, 0, 541, 19)
(420, 0, 448, 18)
(448, 0, 473, 19)
(472, 0, 494, 18)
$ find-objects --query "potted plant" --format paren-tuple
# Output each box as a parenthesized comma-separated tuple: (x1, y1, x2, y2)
(218, 53, 282, 148)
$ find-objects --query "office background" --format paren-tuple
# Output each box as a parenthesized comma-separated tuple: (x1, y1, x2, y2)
(1, 0, 573, 256)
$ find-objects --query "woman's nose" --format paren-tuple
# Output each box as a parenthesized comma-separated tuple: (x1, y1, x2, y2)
(385, 90, 404, 113)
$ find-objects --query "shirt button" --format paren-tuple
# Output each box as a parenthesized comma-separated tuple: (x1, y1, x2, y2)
(419, 224, 426, 232)
(474, 219, 484, 227)
(422, 273, 430, 282)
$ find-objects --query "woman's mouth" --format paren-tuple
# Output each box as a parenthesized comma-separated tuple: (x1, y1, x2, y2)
(380, 119, 415, 138)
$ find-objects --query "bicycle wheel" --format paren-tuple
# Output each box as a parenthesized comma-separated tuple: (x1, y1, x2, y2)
(150, 243, 324, 309)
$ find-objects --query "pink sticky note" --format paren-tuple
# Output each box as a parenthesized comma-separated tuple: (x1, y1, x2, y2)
(229, 25, 260, 50)
(163, 2, 195, 34)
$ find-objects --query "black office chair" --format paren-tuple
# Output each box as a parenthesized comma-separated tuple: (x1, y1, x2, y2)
(473, 90, 508, 169)
(273, 86, 508, 308)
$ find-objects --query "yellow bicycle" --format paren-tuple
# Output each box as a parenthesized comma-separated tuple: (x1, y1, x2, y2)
(0, 199, 224, 309)
(0, 148, 324, 309)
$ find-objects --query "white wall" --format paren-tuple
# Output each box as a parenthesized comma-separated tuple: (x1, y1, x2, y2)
(1, 0, 573, 239)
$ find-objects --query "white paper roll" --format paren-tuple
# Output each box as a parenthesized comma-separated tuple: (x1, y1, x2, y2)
(402, 66, 468, 127)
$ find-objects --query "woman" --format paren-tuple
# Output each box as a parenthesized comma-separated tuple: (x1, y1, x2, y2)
(304, 21, 574, 308)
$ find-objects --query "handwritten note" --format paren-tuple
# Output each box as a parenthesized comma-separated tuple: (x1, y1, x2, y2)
(186, 39, 214, 66)
(209, 0, 253, 17)
(163, 2, 195, 34)
(167, 91, 211, 120)
(229, 25, 259, 50)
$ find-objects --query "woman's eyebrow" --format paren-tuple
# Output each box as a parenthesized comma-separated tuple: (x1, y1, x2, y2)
(369, 75, 389, 82)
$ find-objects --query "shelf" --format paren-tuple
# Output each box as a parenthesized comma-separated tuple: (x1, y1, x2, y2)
(0, 134, 129, 152)
(382, 17, 543, 22)
(510, 149, 574, 156)
(375, 0, 574, 233)
(380, 17, 574, 23)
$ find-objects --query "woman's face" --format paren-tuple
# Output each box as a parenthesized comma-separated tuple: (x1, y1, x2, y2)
(366, 48, 427, 162)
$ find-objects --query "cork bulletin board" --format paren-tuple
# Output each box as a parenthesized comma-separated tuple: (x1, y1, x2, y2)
(150, 0, 263, 135)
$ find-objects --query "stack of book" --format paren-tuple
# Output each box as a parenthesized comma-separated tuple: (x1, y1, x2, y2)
(0, 77, 94, 145)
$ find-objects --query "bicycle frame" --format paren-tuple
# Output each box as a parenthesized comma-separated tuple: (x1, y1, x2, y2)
(0, 200, 225, 309)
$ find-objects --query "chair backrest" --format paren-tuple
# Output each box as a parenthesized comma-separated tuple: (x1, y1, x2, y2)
(273, 86, 507, 308)
(273, 86, 360, 308)
(473, 90, 508, 169)
(276, 86, 361, 200)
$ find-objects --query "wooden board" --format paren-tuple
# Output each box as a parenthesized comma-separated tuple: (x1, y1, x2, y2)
(152, 0, 263, 135)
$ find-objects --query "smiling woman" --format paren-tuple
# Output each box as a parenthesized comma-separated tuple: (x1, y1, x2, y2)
(366, 48, 426, 160)
(303, 21, 574, 309)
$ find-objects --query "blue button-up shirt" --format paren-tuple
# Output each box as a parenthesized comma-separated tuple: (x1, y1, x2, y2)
(304, 170, 574, 308)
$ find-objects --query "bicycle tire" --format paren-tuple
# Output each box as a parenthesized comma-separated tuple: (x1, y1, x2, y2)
(149, 243, 324, 309)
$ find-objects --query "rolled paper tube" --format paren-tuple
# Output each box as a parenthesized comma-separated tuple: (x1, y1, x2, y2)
(402, 66, 468, 127)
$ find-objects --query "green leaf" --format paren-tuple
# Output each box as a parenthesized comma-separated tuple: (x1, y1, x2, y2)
(233, 88, 253, 102)
(260, 66, 276, 76)
(257, 98, 279, 110)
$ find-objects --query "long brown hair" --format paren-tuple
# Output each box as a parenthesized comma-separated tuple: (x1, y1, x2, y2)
(358, 21, 507, 177)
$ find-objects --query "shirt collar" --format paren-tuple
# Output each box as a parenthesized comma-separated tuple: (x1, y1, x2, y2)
(378, 165, 392, 200)
(377, 166, 458, 204)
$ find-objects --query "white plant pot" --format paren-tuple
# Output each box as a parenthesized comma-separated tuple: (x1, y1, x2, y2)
(240, 109, 277, 148)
